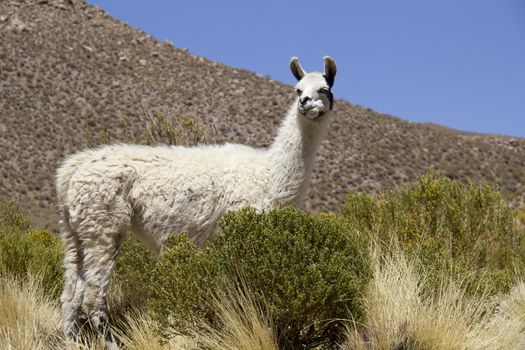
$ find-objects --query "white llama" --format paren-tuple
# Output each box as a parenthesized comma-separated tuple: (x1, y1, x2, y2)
(56, 56, 337, 346)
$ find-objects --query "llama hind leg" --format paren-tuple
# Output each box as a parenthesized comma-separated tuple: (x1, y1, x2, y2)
(60, 215, 86, 341)
(79, 217, 128, 349)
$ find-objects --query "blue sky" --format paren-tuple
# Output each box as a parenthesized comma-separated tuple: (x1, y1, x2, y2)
(87, 0, 525, 137)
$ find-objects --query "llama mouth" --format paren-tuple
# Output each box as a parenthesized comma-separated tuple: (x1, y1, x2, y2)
(299, 105, 314, 114)
(300, 106, 325, 119)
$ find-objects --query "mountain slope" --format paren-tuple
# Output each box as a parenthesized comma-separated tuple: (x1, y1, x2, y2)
(1, 0, 524, 228)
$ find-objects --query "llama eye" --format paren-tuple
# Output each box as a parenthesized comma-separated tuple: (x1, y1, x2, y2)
(319, 88, 330, 94)
(295, 89, 302, 95)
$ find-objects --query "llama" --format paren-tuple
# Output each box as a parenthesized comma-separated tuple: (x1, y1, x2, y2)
(56, 56, 337, 347)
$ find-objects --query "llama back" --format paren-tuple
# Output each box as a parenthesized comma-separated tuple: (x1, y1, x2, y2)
(56, 143, 148, 205)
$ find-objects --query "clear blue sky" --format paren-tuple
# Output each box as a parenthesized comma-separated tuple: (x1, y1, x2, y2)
(87, 0, 525, 137)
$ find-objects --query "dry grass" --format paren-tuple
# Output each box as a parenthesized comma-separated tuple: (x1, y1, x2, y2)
(116, 280, 278, 350)
(0, 275, 189, 350)
(1, 249, 524, 350)
(342, 245, 525, 350)
(141, 111, 211, 147)
(0, 276, 62, 350)
(496, 281, 525, 329)
(114, 314, 197, 350)
(0, 275, 276, 350)
(196, 281, 278, 350)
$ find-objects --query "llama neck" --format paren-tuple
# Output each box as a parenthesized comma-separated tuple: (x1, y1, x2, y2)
(265, 102, 330, 208)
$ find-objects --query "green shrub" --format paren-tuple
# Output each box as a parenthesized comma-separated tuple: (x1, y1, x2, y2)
(112, 236, 157, 315)
(0, 201, 64, 297)
(0, 200, 30, 234)
(149, 234, 215, 335)
(341, 174, 524, 294)
(409, 236, 515, 296)
(0, 228, 63, 297)
(150, 207, 371, 348)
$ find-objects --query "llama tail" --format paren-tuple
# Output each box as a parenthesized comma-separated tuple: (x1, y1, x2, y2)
(55, 150, 93, 205)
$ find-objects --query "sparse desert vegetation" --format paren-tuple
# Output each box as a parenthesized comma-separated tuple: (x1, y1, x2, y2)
(1, 175, 525, 349)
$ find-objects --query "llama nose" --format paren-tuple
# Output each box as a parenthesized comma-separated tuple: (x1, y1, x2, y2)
(300, 96, 311, 105)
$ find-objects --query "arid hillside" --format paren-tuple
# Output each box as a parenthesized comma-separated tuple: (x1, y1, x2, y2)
(1, 0, 524, 228)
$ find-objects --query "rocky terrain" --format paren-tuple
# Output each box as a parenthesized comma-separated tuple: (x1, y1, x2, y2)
(1, 0, 524, 228)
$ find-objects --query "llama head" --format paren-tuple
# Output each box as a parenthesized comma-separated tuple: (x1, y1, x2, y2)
(290, 56, 337, 119)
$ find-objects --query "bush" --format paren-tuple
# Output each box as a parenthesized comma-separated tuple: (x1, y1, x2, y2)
(111, 236, 158, 316)
(149, 234, 215, 335)
(0, 200, 30, 234)
(141, 111, 210, 146)
(341, 174, 524, 294)
(150, 207, 371, 349)
(0, 230, 63, 298)
(0, 201, 64, 297)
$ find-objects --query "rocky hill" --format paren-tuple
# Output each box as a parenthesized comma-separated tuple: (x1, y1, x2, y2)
(1, 0, 524, 228)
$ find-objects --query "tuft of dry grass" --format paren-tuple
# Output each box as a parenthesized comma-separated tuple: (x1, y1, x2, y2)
(114, 313, 197, 350)
(141, 111, 211, 147)
(196, 280, 278, 350)
(500, 281, 525, 322)
(0, 276, 63, 350)
(342, 245, 525, 350)
(115, 279, 277, 350)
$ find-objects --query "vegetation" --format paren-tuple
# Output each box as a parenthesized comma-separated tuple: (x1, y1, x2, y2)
(342, 246, 525, 350)
(141, 111, 210, 146)
(0, 201, 63, 298)
(111, 236, 156, 316)
(341, 174, 524, 295)
(3, 2, 525, 348)
(1, 174, 525, 349)
(85, 111, 211, 148)
(0, 277, 64, 350)
(150, 208, 370, 348)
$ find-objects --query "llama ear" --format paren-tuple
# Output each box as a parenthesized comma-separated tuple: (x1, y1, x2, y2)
(290, 57, 306, 81)
(323, 56, 337, 87)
